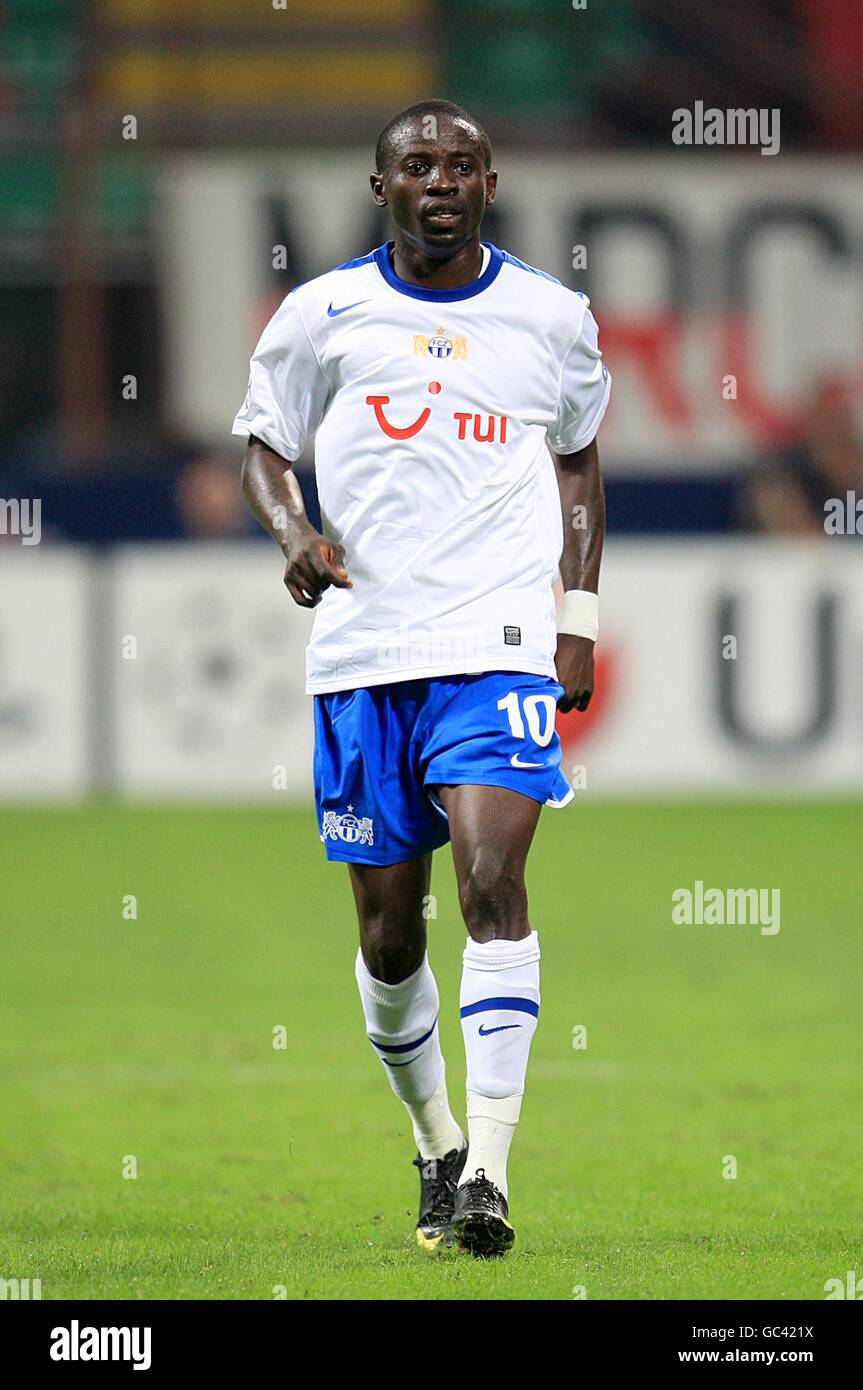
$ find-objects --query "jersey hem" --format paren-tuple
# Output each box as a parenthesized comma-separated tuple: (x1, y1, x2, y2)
(306, 656, 557, 695)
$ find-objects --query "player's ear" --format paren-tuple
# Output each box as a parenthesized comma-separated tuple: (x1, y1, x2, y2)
(369, 172, 387, 206)
(484, 169, 498, 205)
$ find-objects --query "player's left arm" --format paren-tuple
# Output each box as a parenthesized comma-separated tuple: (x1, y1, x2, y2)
(552, 436, 605, 713)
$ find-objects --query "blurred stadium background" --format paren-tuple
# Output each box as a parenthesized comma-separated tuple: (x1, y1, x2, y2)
(2, 0, 863, 800)
(1, 0, 862, 1300)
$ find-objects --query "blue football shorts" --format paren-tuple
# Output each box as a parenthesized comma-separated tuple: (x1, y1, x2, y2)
(313, 670, 574, 866)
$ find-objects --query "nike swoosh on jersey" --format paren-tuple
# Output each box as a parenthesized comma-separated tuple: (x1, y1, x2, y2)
(478, 1023, 523, 1036)
(327, 299, 371, 317)
(510, 753, 543, 769)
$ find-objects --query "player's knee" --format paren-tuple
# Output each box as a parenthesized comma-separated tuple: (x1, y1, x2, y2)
(359, 909, 424, 983)
(459, 857, 526, 939)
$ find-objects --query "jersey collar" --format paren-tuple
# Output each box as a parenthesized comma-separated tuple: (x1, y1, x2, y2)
(373, 241, 503, 302)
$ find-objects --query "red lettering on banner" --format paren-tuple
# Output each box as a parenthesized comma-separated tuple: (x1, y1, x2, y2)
(556, 648, 616, 755)
(599, 313, 690, 427)
(720, 311, 799, 444)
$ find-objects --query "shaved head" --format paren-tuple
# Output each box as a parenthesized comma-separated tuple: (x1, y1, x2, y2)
(375, 99, 493, 175)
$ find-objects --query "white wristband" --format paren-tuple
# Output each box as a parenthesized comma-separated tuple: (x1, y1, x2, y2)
(557, 589, 599, 641)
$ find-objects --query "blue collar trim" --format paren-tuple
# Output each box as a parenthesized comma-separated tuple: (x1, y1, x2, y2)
(372, 241, 503, 302)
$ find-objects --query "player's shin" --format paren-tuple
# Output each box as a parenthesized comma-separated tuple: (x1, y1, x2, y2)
(354, 949, 465, 1159)
(458, 931, 541, 1198)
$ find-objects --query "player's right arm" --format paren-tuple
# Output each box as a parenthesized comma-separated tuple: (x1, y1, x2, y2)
(240, 434, 351, 608)
(233, 292, 350, 607)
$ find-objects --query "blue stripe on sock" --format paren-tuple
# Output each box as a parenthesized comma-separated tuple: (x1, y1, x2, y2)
(459, 996, 539, 1020)
(367, 1015, 437, 1055)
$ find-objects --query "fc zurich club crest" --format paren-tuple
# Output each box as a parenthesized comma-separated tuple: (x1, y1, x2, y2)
(428, 335, 452, 358)
(413, 327, 467, 360)
(323, 805, 374, 845)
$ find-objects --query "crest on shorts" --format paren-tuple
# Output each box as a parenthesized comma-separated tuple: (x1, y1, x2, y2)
(323, 805, 374, 846)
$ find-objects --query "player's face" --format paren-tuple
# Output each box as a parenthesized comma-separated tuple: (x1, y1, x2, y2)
(371, 118, 496, 258)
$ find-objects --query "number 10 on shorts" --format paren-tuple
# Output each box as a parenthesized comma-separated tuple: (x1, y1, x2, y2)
(497, 691, 557, 747)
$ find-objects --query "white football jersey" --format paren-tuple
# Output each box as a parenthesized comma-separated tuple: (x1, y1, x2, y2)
(232, 241, 611, 694)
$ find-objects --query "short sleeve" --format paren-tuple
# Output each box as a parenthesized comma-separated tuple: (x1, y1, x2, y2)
(546, 303, 612, 455)
(231, 295, 329, 460)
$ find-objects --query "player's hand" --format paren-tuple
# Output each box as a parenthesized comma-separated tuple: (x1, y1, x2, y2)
(555, 632, 594, 712)
(282, 528, 352, 607)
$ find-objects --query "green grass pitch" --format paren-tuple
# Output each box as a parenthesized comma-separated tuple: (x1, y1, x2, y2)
(0, 800, 859, 1300)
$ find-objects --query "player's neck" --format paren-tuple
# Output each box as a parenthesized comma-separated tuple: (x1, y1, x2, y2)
(390, 236, 484, 290)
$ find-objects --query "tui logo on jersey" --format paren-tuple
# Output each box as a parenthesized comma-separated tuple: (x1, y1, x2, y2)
(413, 326, 467, 361)
(365, 386, 508, 444)
(366, 395, 432, 439)
(323, 805, 374, 846)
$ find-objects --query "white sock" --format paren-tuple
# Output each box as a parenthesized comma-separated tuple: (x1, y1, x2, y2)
(459, 931, 541, 1197)
(408, 1065, 465, 1160)
(355, 950, 464, 1159)
(464, 1092, 522, 1198)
